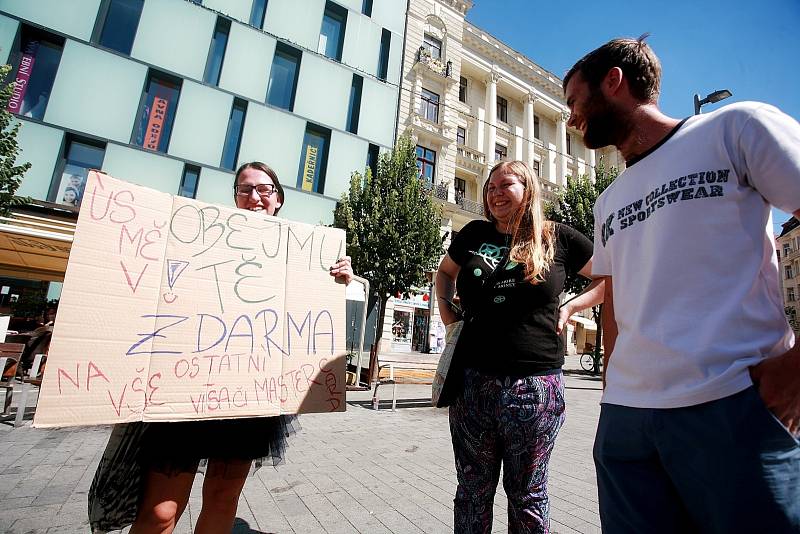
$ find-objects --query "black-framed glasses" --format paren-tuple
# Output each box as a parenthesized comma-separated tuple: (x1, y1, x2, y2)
(234, 183, 277, 197)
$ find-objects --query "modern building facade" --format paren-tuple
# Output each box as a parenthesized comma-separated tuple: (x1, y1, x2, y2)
(778, 217, 800, 332)
(379, 0, 624, 352)
(0, 0, 406, 316)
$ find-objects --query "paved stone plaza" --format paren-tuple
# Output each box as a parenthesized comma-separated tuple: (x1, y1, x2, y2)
(0, 363, 603, 533)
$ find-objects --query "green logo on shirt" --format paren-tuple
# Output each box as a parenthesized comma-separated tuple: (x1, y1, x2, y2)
(494, 296, 506, 304)
(473, 268, 482, 276)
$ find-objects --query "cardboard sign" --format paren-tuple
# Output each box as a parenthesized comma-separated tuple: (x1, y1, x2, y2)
(33, 171, 346, 427)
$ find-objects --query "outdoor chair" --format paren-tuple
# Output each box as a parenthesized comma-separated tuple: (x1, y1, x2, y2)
(0, 342, 26, 415)
(371, 359, 438, 411)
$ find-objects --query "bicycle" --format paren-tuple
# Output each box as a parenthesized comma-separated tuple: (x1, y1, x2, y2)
(579, 352, 603, 373)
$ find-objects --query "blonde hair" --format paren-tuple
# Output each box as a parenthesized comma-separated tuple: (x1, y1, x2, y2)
(483, 160, 556, 283)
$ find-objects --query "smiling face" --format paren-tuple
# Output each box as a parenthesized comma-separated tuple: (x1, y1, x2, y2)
(565, 71, 629, 150)
(62, 188, 77, 205)
(485, 169, 527, 230)
(234, 166, 283, 216)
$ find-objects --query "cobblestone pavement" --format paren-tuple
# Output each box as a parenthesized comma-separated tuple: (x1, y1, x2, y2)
(0, 359, 603, 533)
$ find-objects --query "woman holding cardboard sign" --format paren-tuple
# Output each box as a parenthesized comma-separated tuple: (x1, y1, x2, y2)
(435, 160, 602, 533)
(90, 162, 352, 534)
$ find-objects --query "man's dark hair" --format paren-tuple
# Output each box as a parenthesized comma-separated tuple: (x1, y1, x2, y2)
(564, 35, 661, 102)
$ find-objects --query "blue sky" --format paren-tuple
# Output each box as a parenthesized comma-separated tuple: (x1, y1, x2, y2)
(466, 0, 800, 234)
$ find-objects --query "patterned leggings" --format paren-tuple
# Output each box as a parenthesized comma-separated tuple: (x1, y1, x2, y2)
(449, 368, 565, 534)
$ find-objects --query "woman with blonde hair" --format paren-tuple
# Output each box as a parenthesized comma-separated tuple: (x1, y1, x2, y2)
(436, 160, 602, 533)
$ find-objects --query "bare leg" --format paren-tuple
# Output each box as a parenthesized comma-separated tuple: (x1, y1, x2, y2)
(131, 468, 197, 534)
(194, 459, 251, 534)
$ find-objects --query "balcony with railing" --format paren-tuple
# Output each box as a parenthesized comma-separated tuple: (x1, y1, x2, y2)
(456, 144, 486, 175)
(423, 180, 484, 217)
(416, 46, 452, 78)
(784, 247, 800, 262)
(423, 181, 449, 202)
(539, 179, 562, 204)
(454, 190, 484, 216)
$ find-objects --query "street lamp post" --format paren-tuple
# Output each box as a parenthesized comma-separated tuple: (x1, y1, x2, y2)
(693, 89, 733, 115)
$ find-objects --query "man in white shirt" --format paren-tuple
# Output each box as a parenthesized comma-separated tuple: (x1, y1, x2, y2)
(564, 36, 800, 533)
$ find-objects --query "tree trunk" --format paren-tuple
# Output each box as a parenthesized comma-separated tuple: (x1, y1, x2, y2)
(367, 295, 389, 384)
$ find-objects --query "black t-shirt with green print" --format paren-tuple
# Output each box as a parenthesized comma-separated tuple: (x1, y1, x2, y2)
(447, 220, 593, 375)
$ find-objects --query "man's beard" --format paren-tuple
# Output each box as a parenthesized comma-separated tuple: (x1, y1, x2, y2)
(582, 93, 631, 150)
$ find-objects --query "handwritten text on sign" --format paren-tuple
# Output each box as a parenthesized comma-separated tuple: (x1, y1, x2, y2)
(34, 172, 347, 427)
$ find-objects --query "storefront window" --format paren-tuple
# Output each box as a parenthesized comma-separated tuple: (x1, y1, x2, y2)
(392, 309, 412, 344)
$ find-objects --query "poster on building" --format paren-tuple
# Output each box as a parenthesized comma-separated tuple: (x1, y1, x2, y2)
(300, 144, 318, 192)
(33, 171, 347, 428)
(6, 39, 38, 114)
(143, 96, 168, 151)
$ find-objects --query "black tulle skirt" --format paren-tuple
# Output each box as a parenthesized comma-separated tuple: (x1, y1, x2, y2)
(88, 415, 299, 533)
(139, 415, 300, 476)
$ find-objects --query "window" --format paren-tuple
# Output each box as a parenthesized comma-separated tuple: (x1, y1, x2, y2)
(566, 133, 573, 156)
(789, 287, 796, 302)
(497, 96, 508, 123)
(319, 1, 347, 61)
(50, 135, 106, 208)
(784, 243, 791, 256)
(494, 143, 507, 162)
(415, 145, 436, 183)
(533, 160, 540, 177)
(221, 98, 247, 170)
(249, 0, 268, 28)
(362, 0, 373, 16)
(454, 177, 466, 200)
(534, 115, 540, 139)
(366, 143, 379, 177)
(94, 0, 144, 55)
(420, 88, 439, 122)
(178, 164, 201, 198)
(297, 124, 331, 193)
(204, 17, 231, 86)
(7, 26, 64, 120)
(267, 43, 301, 111)
(456, 126, 466, 145)
(786, 266, 794, 280)
(377, 28, 391, 81)
(423, 33, 442, 59)
(346, 74, 363, 134)
(459, 76, 467, 103)
(133, 71, 182, 153)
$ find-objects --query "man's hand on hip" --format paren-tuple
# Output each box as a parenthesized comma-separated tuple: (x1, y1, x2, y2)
(750, 349, 800, 436)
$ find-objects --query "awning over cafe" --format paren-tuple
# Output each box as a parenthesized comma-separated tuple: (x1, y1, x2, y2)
(572, 315, 597, 330)
(0, 210, 75, 282)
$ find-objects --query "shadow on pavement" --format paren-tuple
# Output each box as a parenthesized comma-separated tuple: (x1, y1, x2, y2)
(347, 398, 434, 410)
(233, 518, 269, 533)
(0, 406, 36, 426)
(563, 369, 603, 380)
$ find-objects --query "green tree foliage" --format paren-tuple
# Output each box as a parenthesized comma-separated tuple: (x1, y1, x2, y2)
(334, 136, 442, 362)
(0, 64, 32, 216)
(545, 160, 618, 293)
